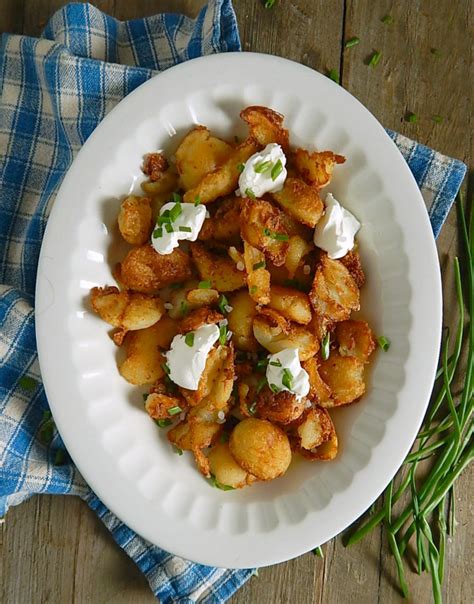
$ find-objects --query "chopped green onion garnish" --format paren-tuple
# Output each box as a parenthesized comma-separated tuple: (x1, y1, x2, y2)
(237, 163, 245, 173)
(173, 446, 183, 455)
(18, 376, 37, 390)
(432, 115, 443, 124)
(282, 368, 293, 390)
(42, 410, 52, 421)
(312, 547, 324, 557)
(185, 332, 195, 347)
(256, 358, 268, 372)
(218, 294, 229, 314)
(345, 37, 360, 49)
(273, 232, 289, 241)
(245, 187, 256, 199)
(321, 333, 330, 360)
(252, 260, 266, 270)
(208, 474, 235, 490)
(219, 324, 228, 345)
(249, 286, 258, 295)
(153, 227, 163, 238)
(38, 414, 55, 444)
(270, 359, 282, 367)
(198, 280, 212, 289)
(263, 227, 271, 237)
(53, 448, 67, 466)
(161, 362, 171, 375)
(168, 406, 182, 416)
(254, 160, 273, 173)
(378, 335, 390, 351)
(194, 195, 201, 206)
(264, 0, 276, 8)
(248, 400, 258, 414)
(271, 159, 283, 181)
(256, 377, 267, 394)
(405, 112, 418, 123)
(328, 69, 340, 84)
(283, 279, 307, 292)
(165, 222, 174, 233)
(269, 383, 281, 394)
(169, 201, 182, 221)
(155, 419, 172, 428)
(172, 192, 182, 203)
(431, 48, 442, 57)
(170, 282, 183, 290)
(180, 300, 189, 316)
(381, 14, 394, 24)
(179, 226, 192, 232)
(368, 51, 381, 67)
(142, 393, 148, 403)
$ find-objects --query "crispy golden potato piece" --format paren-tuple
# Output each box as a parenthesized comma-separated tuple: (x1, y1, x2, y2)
(141, 169, 178, 196)
(208, 442, 257, 489)
(310, 254, 360, 322)
(227, 290, 258, 351)
(240, 198, 289, 267)
(271, 178, 324, 227)
(240, 106, 289, 150)
(335, 320, 376, 363)
(294, 407, 334, 450)
(340, 248, 365, 288)
(318, 351, 365, 406)
(117, 196, 153, 245)
(230, 418, 292, 480)
(253, 308, 319, 361)
(90, 286, 164, 331)
(256, 388, 306, 424)
(293, 148, 345, 188)
(179, 343, 228, 406)
(302, 357, 332, 406)
(175, 126, 233, 191)
(190, 242, 246, 292)
(120, 245, 193, 293)
(142, 152, 168, 181)
(167, 281, 214, 319)
(243, 241, 271, 304)
(309, 313, 331, 342)
(178, 306, 224, 334)
(186, 288, 219, 306)
(145, 389, 187, 420)
(183, 138, 258, 204)
(268, 284, 312, 325)
(284, 235, 313, 279)
(198, 197, 241, 243)
(119, 324, 166, 385)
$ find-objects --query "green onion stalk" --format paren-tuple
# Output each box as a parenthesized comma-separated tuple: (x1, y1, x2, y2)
(345, 194, 473, 603)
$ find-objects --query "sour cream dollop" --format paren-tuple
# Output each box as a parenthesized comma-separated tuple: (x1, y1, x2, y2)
(313, 193, 360, 259)
(237, 143, 287, 198)
(151, 201, 206, 255)
(266, 348, 310, 400)
(165, 323, 219, 390)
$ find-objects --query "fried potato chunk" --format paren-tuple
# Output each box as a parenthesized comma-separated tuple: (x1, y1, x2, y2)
(294, 407, 334, 450)
(183, 138, 258, 204)
(178, 306, 224, 334)
(318, 351, 365, 406)
(310, 254, 360, 322)
(293, 148, 345, 188)
(253, 308, 319, 361)
(208, 442, 257, 489)
(227, 290, 258, 351)
(145, 390, 186, 420)
(284, 235, 313, 279)
(120, 245, 193, 293)
(90, 286, 164, 331)
(141, 169, 178, 196)
(339, 248, 365, 288)
(190, 242, 246, 292)
(268, 284, 312, 325)
(270, 178, 324, 227)
(302, 357, 332, 406)
(335, 320, 376, 362)
(175, 126, 234, 191)
(240, 106, 289, 150)
(198, 197, 241, 243)
(243, 241, 271, 304)
(142, 152, 168, 181)
(229, 418, 292, 480)
(256, 388, 306, 424)
(117, 196, 153, 245)
(119, 324, 166, 385)
(240, 198, 289, 266)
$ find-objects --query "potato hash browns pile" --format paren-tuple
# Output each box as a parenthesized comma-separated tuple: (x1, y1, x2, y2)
(90, 106, 376, 490)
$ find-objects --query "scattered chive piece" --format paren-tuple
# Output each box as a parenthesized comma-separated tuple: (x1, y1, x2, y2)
(256, 358, 268, 372)
(256, 377, 267, 394)
(18, 376, 37, 391)
(254, 568, 259, 577)
(245, 187, 256, 199)
(42, 410, 52, 421)
(249, 285, 258, 295)
(328, 69, 339, 84)
(270, 360, 282, 367)
(208, 474, 235, 490)
(155, 419, 172, 428)
(272, 232, 289, 241)
(165, 222, 174, 233)
(179, 226, 192, 232)
(283, 278, 306, 291)
(173, 446, 183, 455)
(254, 160, 273, 173)
(53, 448, 67, 466)
(282, 368, 293, 390)
(168, 406, 182, 416)
(378, 335, 391, 351)
(269, 383, 281, 394)
(253, 260, 266, 270)
(237, 163, 245, 173)
(381, 14, 394, 24)
(142, 393, 148, 403)
(172, 192, 181, 203)
(218, 294, 229, 314)
(431, 48, 442, 57)
(170, 282, 183, 290)
(198, 280, 212, 289)
(321, 333, 330, 360)
(169, 202, 182, 221)
(194, 195, 201, 206)
(271, 159, 284, 181)
(263, 227, 271, 237)
(185, 332, 195, 347)
(345, 37, 360, 49)
(405, 112, 418, 123)
(264, 0, 276, 7)
(161, 362, 171, 375)
(219, 324, 228, 345)
(312, 547, 324, 557)
(38, 415, 55, 444)
(432, 115, 443, 124)
(180, 300, 189, 317)
(248, 401, 258, 415)
(153, 227, 163, 238)
(368, 51, 381, 67)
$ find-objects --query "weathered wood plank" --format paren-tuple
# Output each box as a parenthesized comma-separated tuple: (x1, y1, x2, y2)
(0, 0, 25, 34)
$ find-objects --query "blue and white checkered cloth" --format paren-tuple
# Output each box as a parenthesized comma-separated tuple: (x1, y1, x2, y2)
(0, 1, 467, 602)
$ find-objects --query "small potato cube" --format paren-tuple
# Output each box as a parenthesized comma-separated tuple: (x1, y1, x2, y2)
(243, 241, 271, 304)
(284, 235, 314, 279)
(186, 288, 220, 307)
(90, 286, 164, 331)
(118, 196, 153, 245)
(208, 442, 257, 489)
(119, 324, 166, 385)
(318, 351, 365, 406)
(145, 391, 186, 420)
(198, 197, 241, 244)
(240, 198, 289, 266)
(335, 320, 376, 362)
(229, 418, 292, 480)
(240, 106, 289, 150)
(142, 152, 168, 181)
(302, 357, 332, 406)
(256, 388, 306, 424)
(141, 169, 178, 196)
(293, 148, 345, 188)
(295, 407, 334, 450)
(271, 178, 324, 227)
(268, 284, 312, 325)
(227, 290, 258, 352)
(190, 242, 246, 292)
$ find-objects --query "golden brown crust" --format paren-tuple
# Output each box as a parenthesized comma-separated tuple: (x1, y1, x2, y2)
(142, 152, 169, 181)
(271, 178, 324, 227)
(318, 351, 365, 406)
(339, 249, 366, 288)
(240, 106, 289, 151)
(335, 320, 376, 362)
(293, 148, 345, 188)
(256, 389, 306, 425)
(178, 306, 224, 334)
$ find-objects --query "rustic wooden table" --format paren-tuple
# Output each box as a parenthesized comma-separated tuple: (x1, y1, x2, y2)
(1, 1, 472, 602)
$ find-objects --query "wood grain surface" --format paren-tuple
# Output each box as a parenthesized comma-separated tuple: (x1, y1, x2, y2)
(1, 1, 472, 603)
